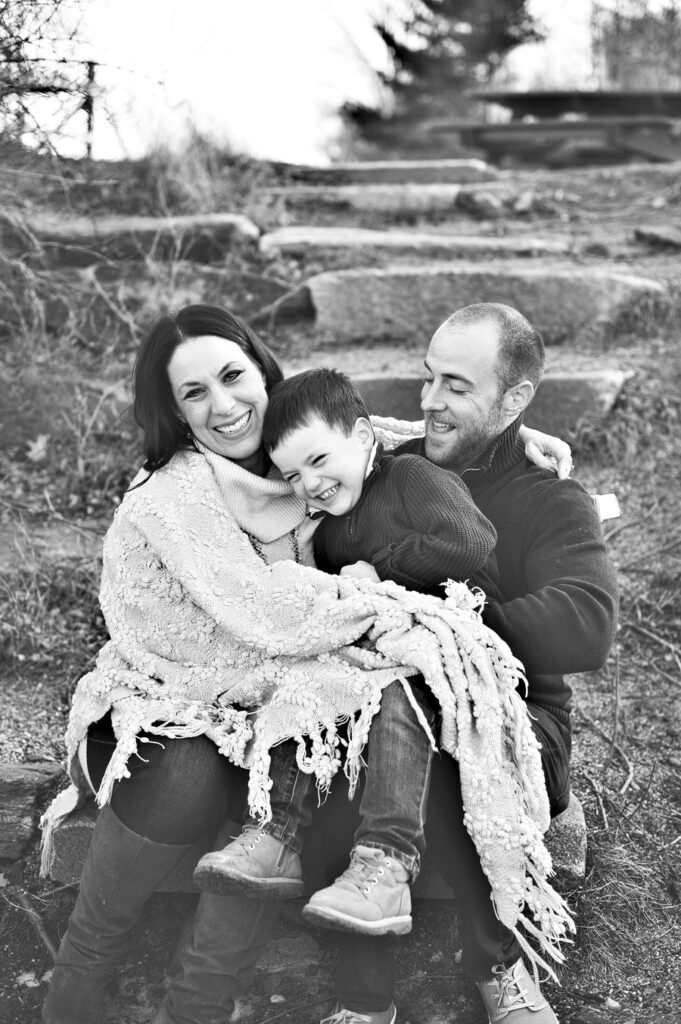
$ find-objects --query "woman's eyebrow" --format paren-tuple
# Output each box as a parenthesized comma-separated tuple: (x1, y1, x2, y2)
(178, 362, 239, 389)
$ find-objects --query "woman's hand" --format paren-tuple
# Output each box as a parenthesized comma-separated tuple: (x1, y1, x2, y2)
(340, 561, 381, 582)
(519, 424, 573, 479)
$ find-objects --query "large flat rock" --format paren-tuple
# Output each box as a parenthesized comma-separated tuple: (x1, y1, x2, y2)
(261, 226, 570, 262)
(352, 369, 631, 437)
(5, 212, 260, 267)
(3, 261, 289, 340)
(274, 263, 666, 345)
(0, 762, 63, 859)
(273, 158, 497, 185)
(45, 796, 587, 895)
(265, 183, 466, 216)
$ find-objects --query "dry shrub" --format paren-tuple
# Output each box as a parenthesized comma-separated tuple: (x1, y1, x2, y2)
(0, 533, 106, 671)
(569, 353, 681, 465)
(577, 830, 678, 985)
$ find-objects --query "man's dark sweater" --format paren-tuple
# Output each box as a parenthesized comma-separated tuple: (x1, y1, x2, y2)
(313, 447, 502, 600)
(397, 418, 619, 714)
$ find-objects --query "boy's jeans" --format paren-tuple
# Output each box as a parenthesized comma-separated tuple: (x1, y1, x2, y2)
(263, 676, 437, 878)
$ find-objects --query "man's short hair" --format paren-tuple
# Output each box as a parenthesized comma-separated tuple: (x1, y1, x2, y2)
(441, 303, 545, 395)
(263, 368, 370, 453)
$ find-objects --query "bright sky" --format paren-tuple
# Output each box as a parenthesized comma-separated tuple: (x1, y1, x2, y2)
(44, 0, 597, 162)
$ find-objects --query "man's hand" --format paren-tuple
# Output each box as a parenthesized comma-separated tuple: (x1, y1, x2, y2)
(340, 560, 381, 582)
(519, 425, 573, 480)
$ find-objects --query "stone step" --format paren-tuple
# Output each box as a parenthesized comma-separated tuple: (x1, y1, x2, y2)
(0, 212, 260, 268)
(45, 796, 587, 897)
(351, 369, 632, 439)
(261, 225, 571, 264)
(266, 183, 463, 218)
(266, 262, 666, 347)
(263, 182, 529, 221)
(273, 158, 498, 185)
(2, 261, 289, 339)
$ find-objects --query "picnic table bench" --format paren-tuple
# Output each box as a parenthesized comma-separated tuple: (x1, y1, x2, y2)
(430, 90, 681, 166)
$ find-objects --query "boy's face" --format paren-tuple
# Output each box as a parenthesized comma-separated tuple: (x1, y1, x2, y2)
(270, 415, 374, 516)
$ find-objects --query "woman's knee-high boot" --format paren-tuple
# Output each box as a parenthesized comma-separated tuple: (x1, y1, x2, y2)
(43, 805, 196, 1024)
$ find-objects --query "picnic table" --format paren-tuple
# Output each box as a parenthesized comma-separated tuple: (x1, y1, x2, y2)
(429, 90, 681, 166)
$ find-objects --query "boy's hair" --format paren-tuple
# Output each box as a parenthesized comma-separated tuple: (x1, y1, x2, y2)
(263, 368, 371, 453)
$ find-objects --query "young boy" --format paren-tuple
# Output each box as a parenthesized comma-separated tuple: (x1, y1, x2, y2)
(193, 369, 502, 936)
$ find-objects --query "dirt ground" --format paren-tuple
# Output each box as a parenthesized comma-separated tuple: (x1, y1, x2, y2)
(1, 155, 680, 1023)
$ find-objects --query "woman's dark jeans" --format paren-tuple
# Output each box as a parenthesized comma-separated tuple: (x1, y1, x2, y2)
(86, 713, 247, 844)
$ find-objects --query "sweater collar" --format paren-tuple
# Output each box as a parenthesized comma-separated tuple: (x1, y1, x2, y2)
(462, 417, 526, 481)
(192, 440, 306, 543)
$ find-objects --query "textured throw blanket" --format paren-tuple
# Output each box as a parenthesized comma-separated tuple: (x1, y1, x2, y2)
(40, 426, 573, 978)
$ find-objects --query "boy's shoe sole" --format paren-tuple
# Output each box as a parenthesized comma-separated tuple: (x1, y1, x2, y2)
(192, 863, 305, 900)
(302, 901, 412, 935)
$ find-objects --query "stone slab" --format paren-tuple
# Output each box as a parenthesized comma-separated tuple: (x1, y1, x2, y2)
(0, 762, 63, 860)
(265, 183, 465, 216)
(45, 795, 587, 897)
(260, 226, 570, 261)
(634, 224, 681, 248)
(352, 369, 631, 437)
(7, 262, 289, 338)
(273, 158, 497, 185)
(276, 263, 666, 346)
(7, 212, 260, 267)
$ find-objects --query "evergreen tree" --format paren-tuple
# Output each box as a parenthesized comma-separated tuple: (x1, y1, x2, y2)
(340, 0, 543, 158)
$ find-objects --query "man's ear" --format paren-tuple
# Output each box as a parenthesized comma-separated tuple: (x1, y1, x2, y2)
(354, 416, 375, 450)
(501, 381, 535, 418)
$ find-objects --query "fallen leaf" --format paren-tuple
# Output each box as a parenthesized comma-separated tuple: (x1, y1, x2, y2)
(16, 971, 40, 988)
(26, 434, 50, 462)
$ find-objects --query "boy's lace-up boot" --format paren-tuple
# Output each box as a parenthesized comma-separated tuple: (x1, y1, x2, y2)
(321, 1003, 397, 1024)
(476, 959, 559, 1024)
(303, 844, 411, 935)
(192, 823, 304, 899)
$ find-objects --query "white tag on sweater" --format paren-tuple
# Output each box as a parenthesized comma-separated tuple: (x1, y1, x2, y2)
(591, 493, 621, 521)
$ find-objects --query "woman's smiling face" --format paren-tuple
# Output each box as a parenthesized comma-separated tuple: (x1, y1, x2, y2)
(168, 335, 269, 470)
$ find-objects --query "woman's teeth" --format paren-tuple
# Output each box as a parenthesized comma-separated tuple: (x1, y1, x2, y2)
(216, 412, 250, 434)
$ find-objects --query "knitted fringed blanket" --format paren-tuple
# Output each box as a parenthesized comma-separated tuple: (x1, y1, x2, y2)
(39, 445, 574, 980)
(247, 575, 575, 980)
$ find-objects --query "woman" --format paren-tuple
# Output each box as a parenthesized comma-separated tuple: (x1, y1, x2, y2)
(42, 304, 571, 1024)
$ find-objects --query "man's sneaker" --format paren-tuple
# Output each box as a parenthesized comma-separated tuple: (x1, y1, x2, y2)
(192, 824, 304, 899)
(302, 844, 411, 935)
(320, 1003, 397, 1024)
(476, 959, 559, 1024)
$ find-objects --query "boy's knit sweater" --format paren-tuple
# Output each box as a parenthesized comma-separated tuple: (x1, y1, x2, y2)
(313, 447, 502, 600)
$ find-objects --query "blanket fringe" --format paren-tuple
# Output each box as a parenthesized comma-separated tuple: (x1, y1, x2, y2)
(39, 783, 83, 877)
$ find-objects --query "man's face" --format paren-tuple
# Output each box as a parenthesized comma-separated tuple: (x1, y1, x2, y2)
(269, 415, 373, 516)
(421, 318, 506, 471)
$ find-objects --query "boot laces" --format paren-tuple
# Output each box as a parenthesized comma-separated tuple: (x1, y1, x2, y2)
(230, 822, 265, 852)
(491, 963, 532, 1017)
(340, 850, 390, 898)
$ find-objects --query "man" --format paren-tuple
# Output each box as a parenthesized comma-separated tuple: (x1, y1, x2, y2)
(319, 303, 619, 1024)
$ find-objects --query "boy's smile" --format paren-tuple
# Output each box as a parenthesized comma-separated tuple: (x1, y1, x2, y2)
(269, 415, 374, 516)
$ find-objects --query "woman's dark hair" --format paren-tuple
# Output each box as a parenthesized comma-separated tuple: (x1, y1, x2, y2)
(132, 304, 284, 475)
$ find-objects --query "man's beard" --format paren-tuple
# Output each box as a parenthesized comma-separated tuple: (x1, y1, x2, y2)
(424, 401, 504, 471)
